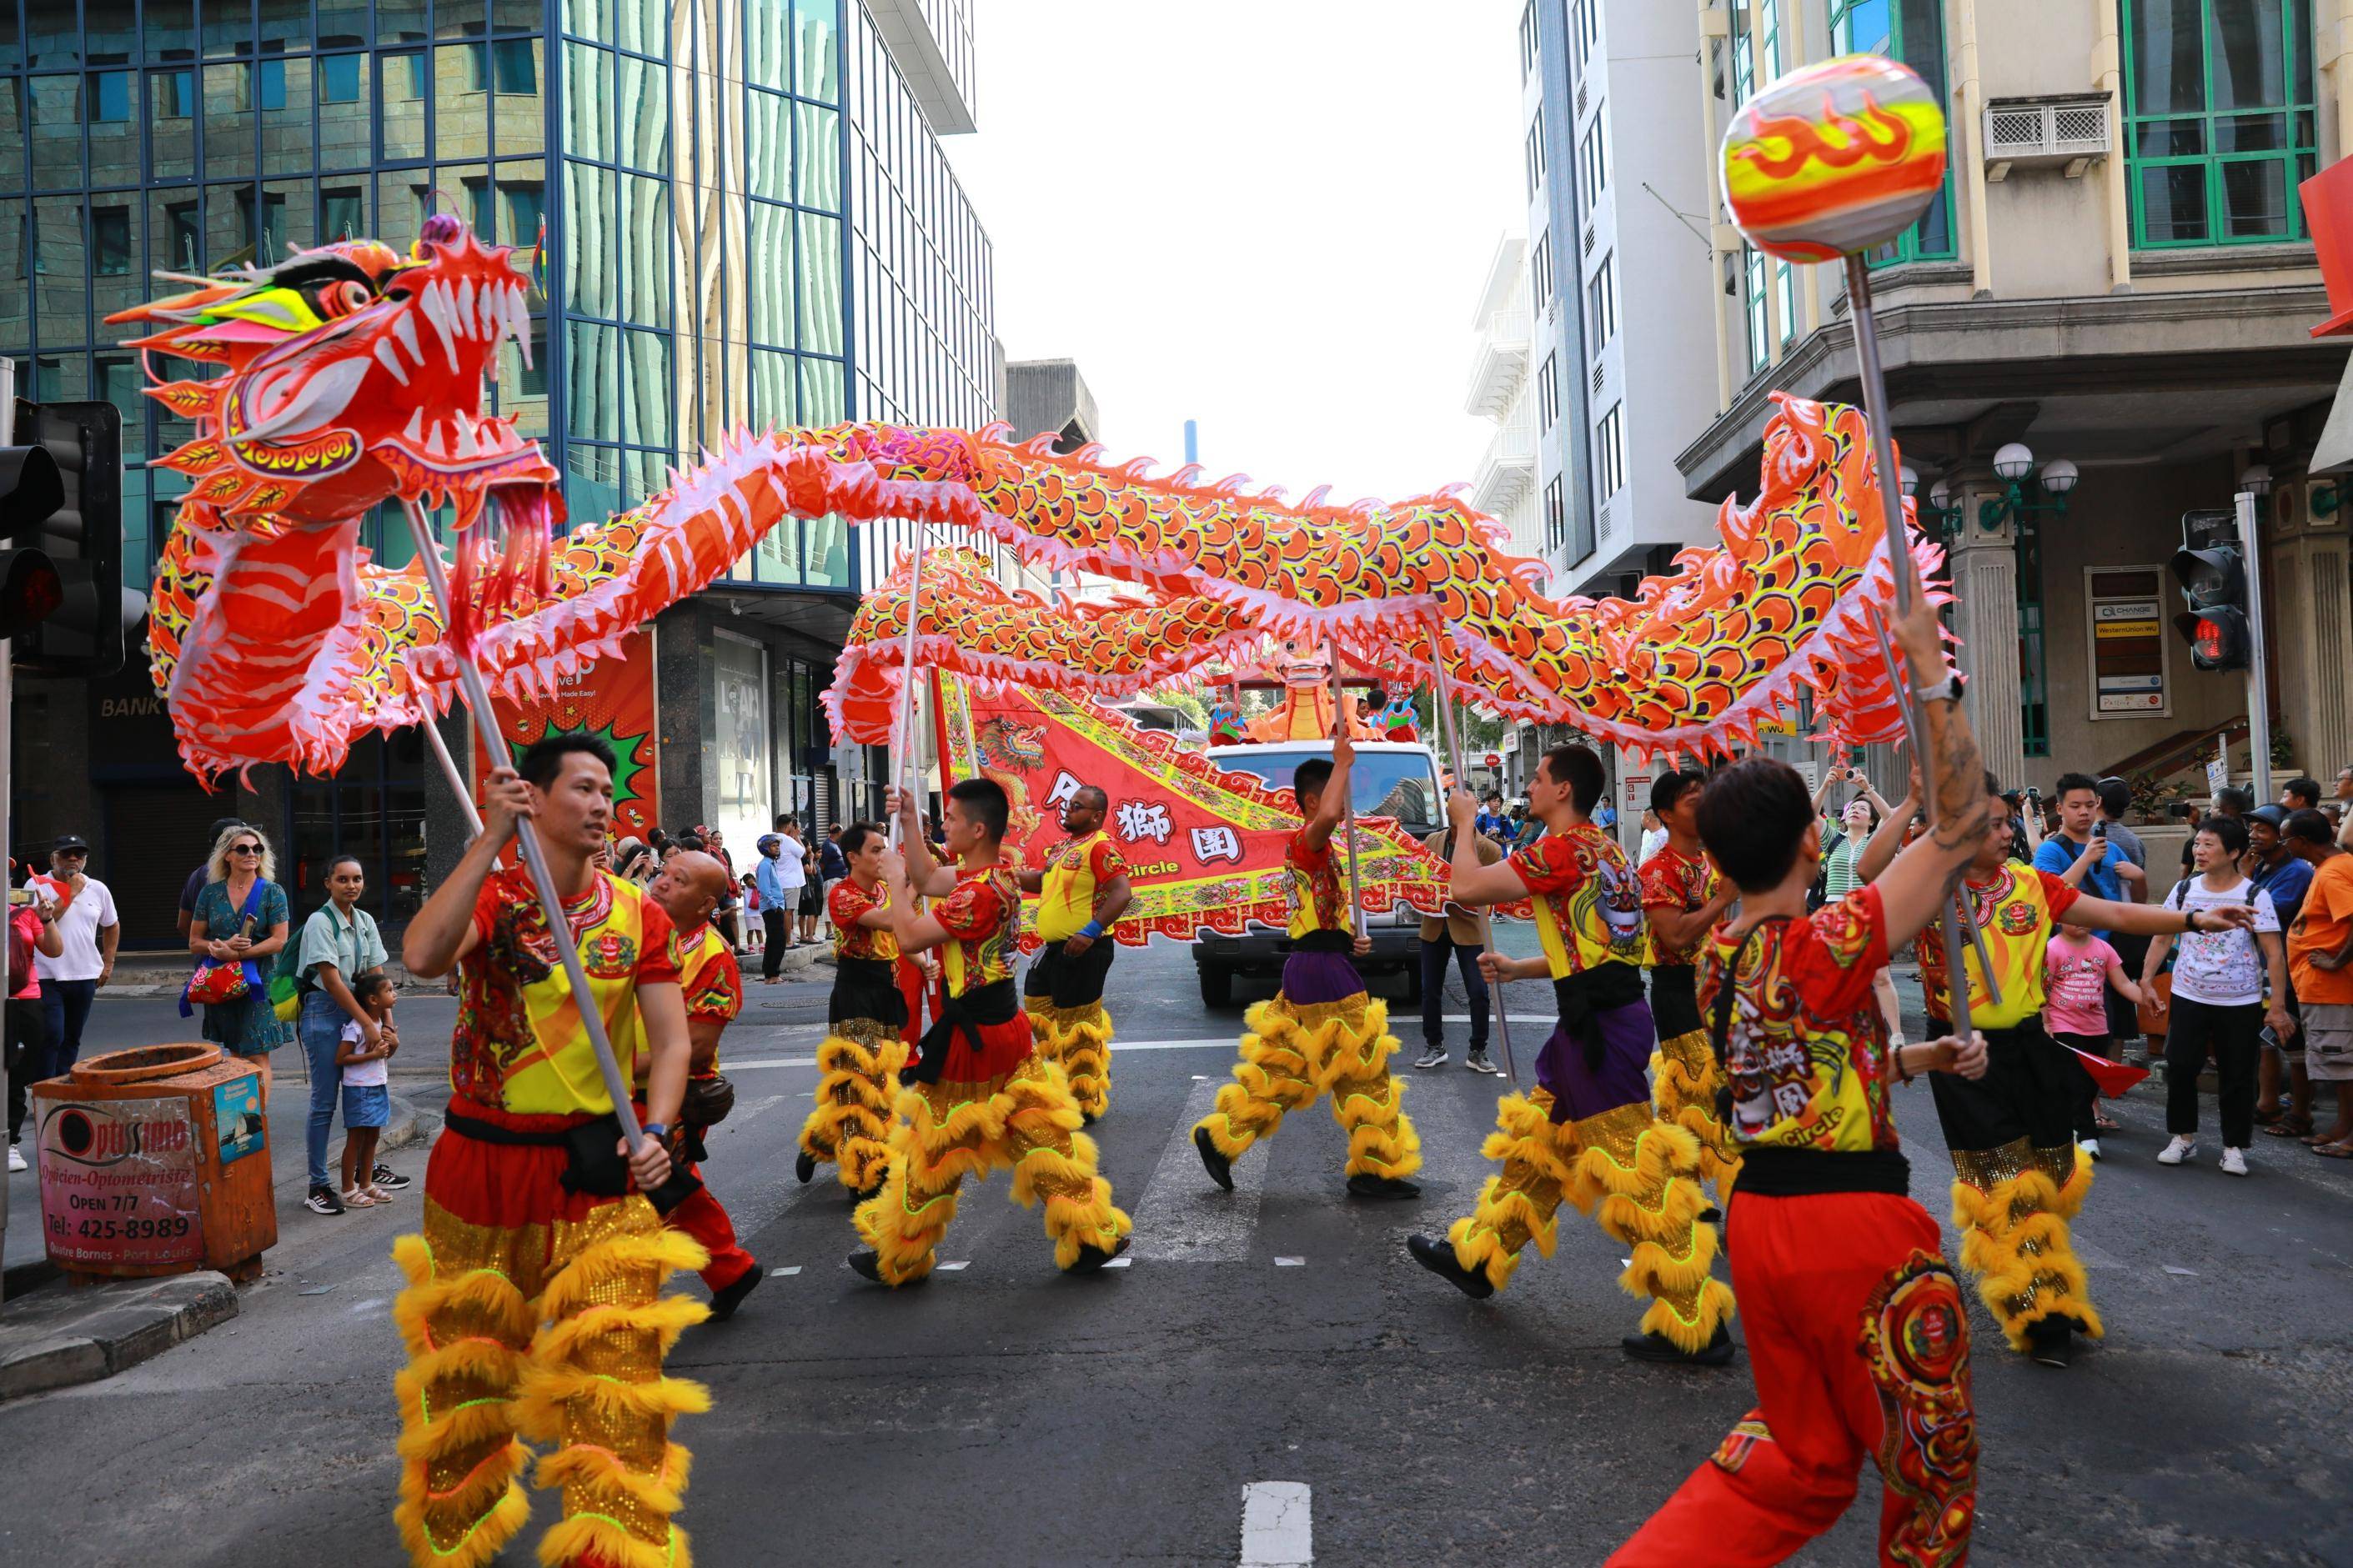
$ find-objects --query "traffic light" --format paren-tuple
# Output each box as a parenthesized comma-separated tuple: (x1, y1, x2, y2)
(8, 399, 128, 679)
(0, 438, 63, 640)
(2169, 543, 2252, 673)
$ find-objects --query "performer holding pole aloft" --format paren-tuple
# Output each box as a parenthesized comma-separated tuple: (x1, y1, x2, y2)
(796, 821, 911, 1198)
(1405, 744, 1736, 1365)
(1017, 784, 1132, 1124)
(1192, 727, 1424, 1199)
(848, 780, 1131, 1286)
(643, 849, 764, 1320)
(1643, 769, 1740, 1200)
(394, 736, 709, 1568)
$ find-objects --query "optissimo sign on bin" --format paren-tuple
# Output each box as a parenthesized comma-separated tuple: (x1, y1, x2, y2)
(37, 1096, 204, 1269)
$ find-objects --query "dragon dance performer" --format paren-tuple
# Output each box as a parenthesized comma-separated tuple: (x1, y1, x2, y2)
(1858, 769, 2255, 1369)
(795, 821, 910, 1197)
(1192, 733, 1423, 1199)
(393, 735, 709, 1568)
(1610, 746, 1993, 1559)
(849, 780, 1132, 1285)
(1407, 746, 1735, 1365)
(643, 850, 762, 1322)
(1019, 785, 1133, 1125)
(1642, 769, 1739, 1201)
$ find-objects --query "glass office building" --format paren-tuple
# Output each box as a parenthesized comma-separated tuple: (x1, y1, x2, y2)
(1, 0, 1001, 939)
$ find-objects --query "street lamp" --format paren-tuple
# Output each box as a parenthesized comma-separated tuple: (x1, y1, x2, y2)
(2238, 463, 2272, 498)
(1979, 446, 2079, 529)
(1899, 463, 1919, 498)
(2039, 458, 2080, 496)
(1993, 442, 2035, 482)
(1915, 475, 1964, 542)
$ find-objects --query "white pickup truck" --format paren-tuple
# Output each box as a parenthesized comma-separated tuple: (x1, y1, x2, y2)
(1189, 739, 1446, 1009)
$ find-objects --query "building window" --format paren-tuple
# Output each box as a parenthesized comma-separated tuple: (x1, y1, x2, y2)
(319, 53, 363, 103)
(92, 71, 133, 123)
(1743, 246, 1769, 372)
(1544, 475, 1567, 555)
(1775, 256, 1797, 343)
(493, 38, 538, 95)
(1538, 352, 1558, 430)
(1573, 0, 1598, 75)
(1580, 114, 1608, 206)
(324, 186, 364, 241)
(258, 58, 288, 112)
(1530, 232, 1553, 318)
(1525, 111, 1547, 200)
(93, 206, 132, 273)
(1588, 253, 1616, 347)
(1518, 2, 1539, 82)
(1829, 0, 1957, 263)
(2122, 0, 2317, 248)
(1596, 403, 1625, 501)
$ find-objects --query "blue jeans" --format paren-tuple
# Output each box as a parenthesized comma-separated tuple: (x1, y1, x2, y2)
(1419, 934, 1491, 1053)
(299, 990, 354, 1189)
(37, 978, 96, 1078)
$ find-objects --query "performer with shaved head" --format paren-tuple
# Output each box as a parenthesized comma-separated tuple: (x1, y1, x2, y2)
(1018, 784, 1132, 1123)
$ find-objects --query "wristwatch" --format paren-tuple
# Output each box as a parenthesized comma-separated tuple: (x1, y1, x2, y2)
(2181, 908, 2203, 934)
(639, 1121, 670, 1141)
(1913, 671, 1965, 704)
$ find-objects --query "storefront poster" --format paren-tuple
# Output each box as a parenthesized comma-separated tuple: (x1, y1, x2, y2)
(38, 1096, 203, 1269)
(471, 627, 660, 839)
(214, 1075, 266, 1165)
(2085, 569, 2170, 719)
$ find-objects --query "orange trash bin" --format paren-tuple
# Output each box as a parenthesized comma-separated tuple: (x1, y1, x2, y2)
(30, 1043, 278, 1283)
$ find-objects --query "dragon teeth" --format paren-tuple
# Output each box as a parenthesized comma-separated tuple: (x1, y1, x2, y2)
(451, 417, 479, 459)
(404, 407, 425, 443)
(373, 338, 409, 386)
(392, 310, 422, 364)
(454, 278, 476, 340)
(419, 281, 460, 373)
(478, 283, 500, 339)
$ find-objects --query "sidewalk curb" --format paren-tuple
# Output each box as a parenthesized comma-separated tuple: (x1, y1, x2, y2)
(0, 1270, 238, 1400)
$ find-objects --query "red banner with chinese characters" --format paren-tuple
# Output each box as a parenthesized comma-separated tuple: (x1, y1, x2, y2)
(470, 627, 661, 840)
(935, 675, 1462, 949)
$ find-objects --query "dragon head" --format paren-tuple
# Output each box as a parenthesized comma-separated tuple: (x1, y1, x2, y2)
(108, 213, 556, 530)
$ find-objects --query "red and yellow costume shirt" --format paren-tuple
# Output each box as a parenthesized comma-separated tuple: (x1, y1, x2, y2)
(1508, 824, 1652, 979)
(1036, 830, 1126, 943)
(1701, 888, 1898, 1153)
(451, 868, 680, 1117)
(934, 865, 1021, 999)
(1639, 843, 1719, 969)
(1286, 827, 1350, 940)
(677, 920, 742, 1030)
(1918, 864, 2079, 1029)
(829, 877, 899, 962)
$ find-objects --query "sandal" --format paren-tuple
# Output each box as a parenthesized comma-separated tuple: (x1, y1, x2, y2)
(2261, 1115, 2315, 1138)
(2310, 1140, 2353, 1160)
(2094, 1110, 2121, 1132)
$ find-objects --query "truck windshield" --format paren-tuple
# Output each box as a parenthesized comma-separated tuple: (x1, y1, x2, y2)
(1212, 749, 1441, 835)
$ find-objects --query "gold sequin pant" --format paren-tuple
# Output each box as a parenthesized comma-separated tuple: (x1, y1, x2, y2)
(1192, 990, 1422, 1182)
(1650, 1024, 1741, 1198)
(1026, 997, 1113, 1122)
(1445, 1090, 1735, 1352)
(391, 1114, 709, 1568)
(798, 1018, 910, 1194)
(853, 1054, 1131, 1286)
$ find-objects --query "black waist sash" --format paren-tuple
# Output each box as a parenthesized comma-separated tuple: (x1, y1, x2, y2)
(1731, 1145, 1912, 1198)
(913, 975, 1019, 1085)
(1553, 963, 1647, 1073)
(1648, 962, 1701, 1039)
(1292, 929, 1351, 954)
(831, 954, 909, 1029)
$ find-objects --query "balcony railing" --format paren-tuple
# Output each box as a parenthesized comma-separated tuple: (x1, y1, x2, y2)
(1470, 419, 1537, 518)
(1464, 305, 1532, 416)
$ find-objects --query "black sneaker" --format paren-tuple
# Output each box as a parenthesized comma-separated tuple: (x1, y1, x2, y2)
(1346, 1172, 1422, 1200)
(847, 1249, 925, 1288)
(305, 1184, 346, 1215)
(1194, 1126, 1235, 1192)
(2027, 1318, 2073, 1368)
(706, 1266, 763, 1322)
(1412, 1044, 1448, 1070)
(1465, 1051, 1503, 1076)
(369, 1164, 413, 1190)
(1622, 1325, 1736, 1366)
(795, 1150, 818, 1185)
(1066, 1235, 1131, 1275)
(1407, 1233, 1494, 1300)
(1698, 1205, 1723, 1225)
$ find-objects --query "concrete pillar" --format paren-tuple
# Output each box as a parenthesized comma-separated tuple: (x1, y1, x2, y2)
(422, 709, 472, 899)
(2282, 532, 2352, 779)
(1949, 485, 2027, 790)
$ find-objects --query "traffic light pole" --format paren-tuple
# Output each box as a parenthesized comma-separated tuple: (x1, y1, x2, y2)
(2238, 489, 2273, 803)
(2, 363, 16, 1298)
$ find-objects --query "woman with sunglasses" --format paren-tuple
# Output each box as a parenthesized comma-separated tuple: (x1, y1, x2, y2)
(188, 826, 294, 1093)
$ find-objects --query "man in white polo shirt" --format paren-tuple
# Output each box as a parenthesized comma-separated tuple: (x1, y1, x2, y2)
(32, 834, 118, 1079)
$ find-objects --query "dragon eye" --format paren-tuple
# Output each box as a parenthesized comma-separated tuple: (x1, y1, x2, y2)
(320, 279, 374, 317)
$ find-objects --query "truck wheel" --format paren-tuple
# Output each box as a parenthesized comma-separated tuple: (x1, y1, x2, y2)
(1198, 964, 1234, 1009)
(1395, 966, 1424, 1009)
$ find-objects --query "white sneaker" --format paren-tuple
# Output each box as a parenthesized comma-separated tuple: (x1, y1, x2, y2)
(7, 1143, 25, 1172)
(1412, 1045, 1448, 1070)
(2157, 1135, 2196, 1166)
(2220, 1146, 2249, 1177)
(2078, 1138, 2101, 1162)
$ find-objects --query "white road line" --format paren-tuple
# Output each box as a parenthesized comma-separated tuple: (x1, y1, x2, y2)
(727, 1022, 1554, 1070)
(1238, 1480, 1313, 1567)
(769, 1266, 801, 1276)
(1131, 1078, 1271, 1263)
(1273, 1256, 1306, 1267)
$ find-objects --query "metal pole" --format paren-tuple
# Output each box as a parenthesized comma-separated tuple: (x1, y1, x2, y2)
(2237, 489, 2273, 802)
(401, 501, 646, 1158)
(890, 525, 927, 849)
(1, 368, 16, 1295)
(1328, 649, 1366, 940)
(1426, 621, 1518, 1085)
(1845, 255, 1974, 1044)
(416, 704, 485, 838)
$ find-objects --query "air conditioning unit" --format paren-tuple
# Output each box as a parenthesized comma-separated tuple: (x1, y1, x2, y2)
(1984, 95, 2111, 182)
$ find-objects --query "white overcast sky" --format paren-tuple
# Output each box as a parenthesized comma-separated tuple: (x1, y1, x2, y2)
(942, 1, 1527, 505)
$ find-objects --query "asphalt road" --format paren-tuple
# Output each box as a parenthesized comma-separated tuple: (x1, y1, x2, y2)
(2, 935, 2349, 1566)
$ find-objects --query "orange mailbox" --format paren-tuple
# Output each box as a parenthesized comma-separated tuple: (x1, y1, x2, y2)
(31, 1043, 278, 1283)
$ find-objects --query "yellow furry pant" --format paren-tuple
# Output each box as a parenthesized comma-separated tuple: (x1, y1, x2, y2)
(1649, 1026, 1741, 1197)
(1192, 990, 1422, 1181)
(1949, 1138, 2104, 1351)
(392, 1191, 710, 1568)
(1026, 996, 1113, 1121)
(853, 1054, 1131, 1286)
(798, 1019, 910, 1193)
(1444, 1091, 1735, 1352)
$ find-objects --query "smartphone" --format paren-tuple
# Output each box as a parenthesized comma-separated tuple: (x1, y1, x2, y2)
(2093, 820, 2108, 840)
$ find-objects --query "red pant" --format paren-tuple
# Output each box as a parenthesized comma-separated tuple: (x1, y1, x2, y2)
(1611, 1190, 1977, 1567)
(665, 1165, 755, 1291)
(897, 959, 944, 1050)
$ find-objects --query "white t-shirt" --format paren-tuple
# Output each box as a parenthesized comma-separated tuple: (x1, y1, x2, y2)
(32, 874, 117, 982)
(339, 1019, 389, 1086)
(775, 836, 808, 890)
(2164, 876, 2279, 1006)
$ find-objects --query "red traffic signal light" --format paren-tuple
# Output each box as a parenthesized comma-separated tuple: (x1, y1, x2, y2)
(2169, 544, 2252, 672)
(2173, 607, 2251, 672)
(0, 547, 62, 637)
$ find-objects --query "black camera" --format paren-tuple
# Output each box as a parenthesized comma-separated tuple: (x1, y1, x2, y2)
(2167, 801, 2198, 819)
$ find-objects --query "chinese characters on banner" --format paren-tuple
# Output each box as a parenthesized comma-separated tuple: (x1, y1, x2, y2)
(935, 676, 1457, 947)
(469, 627, 662, 840)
